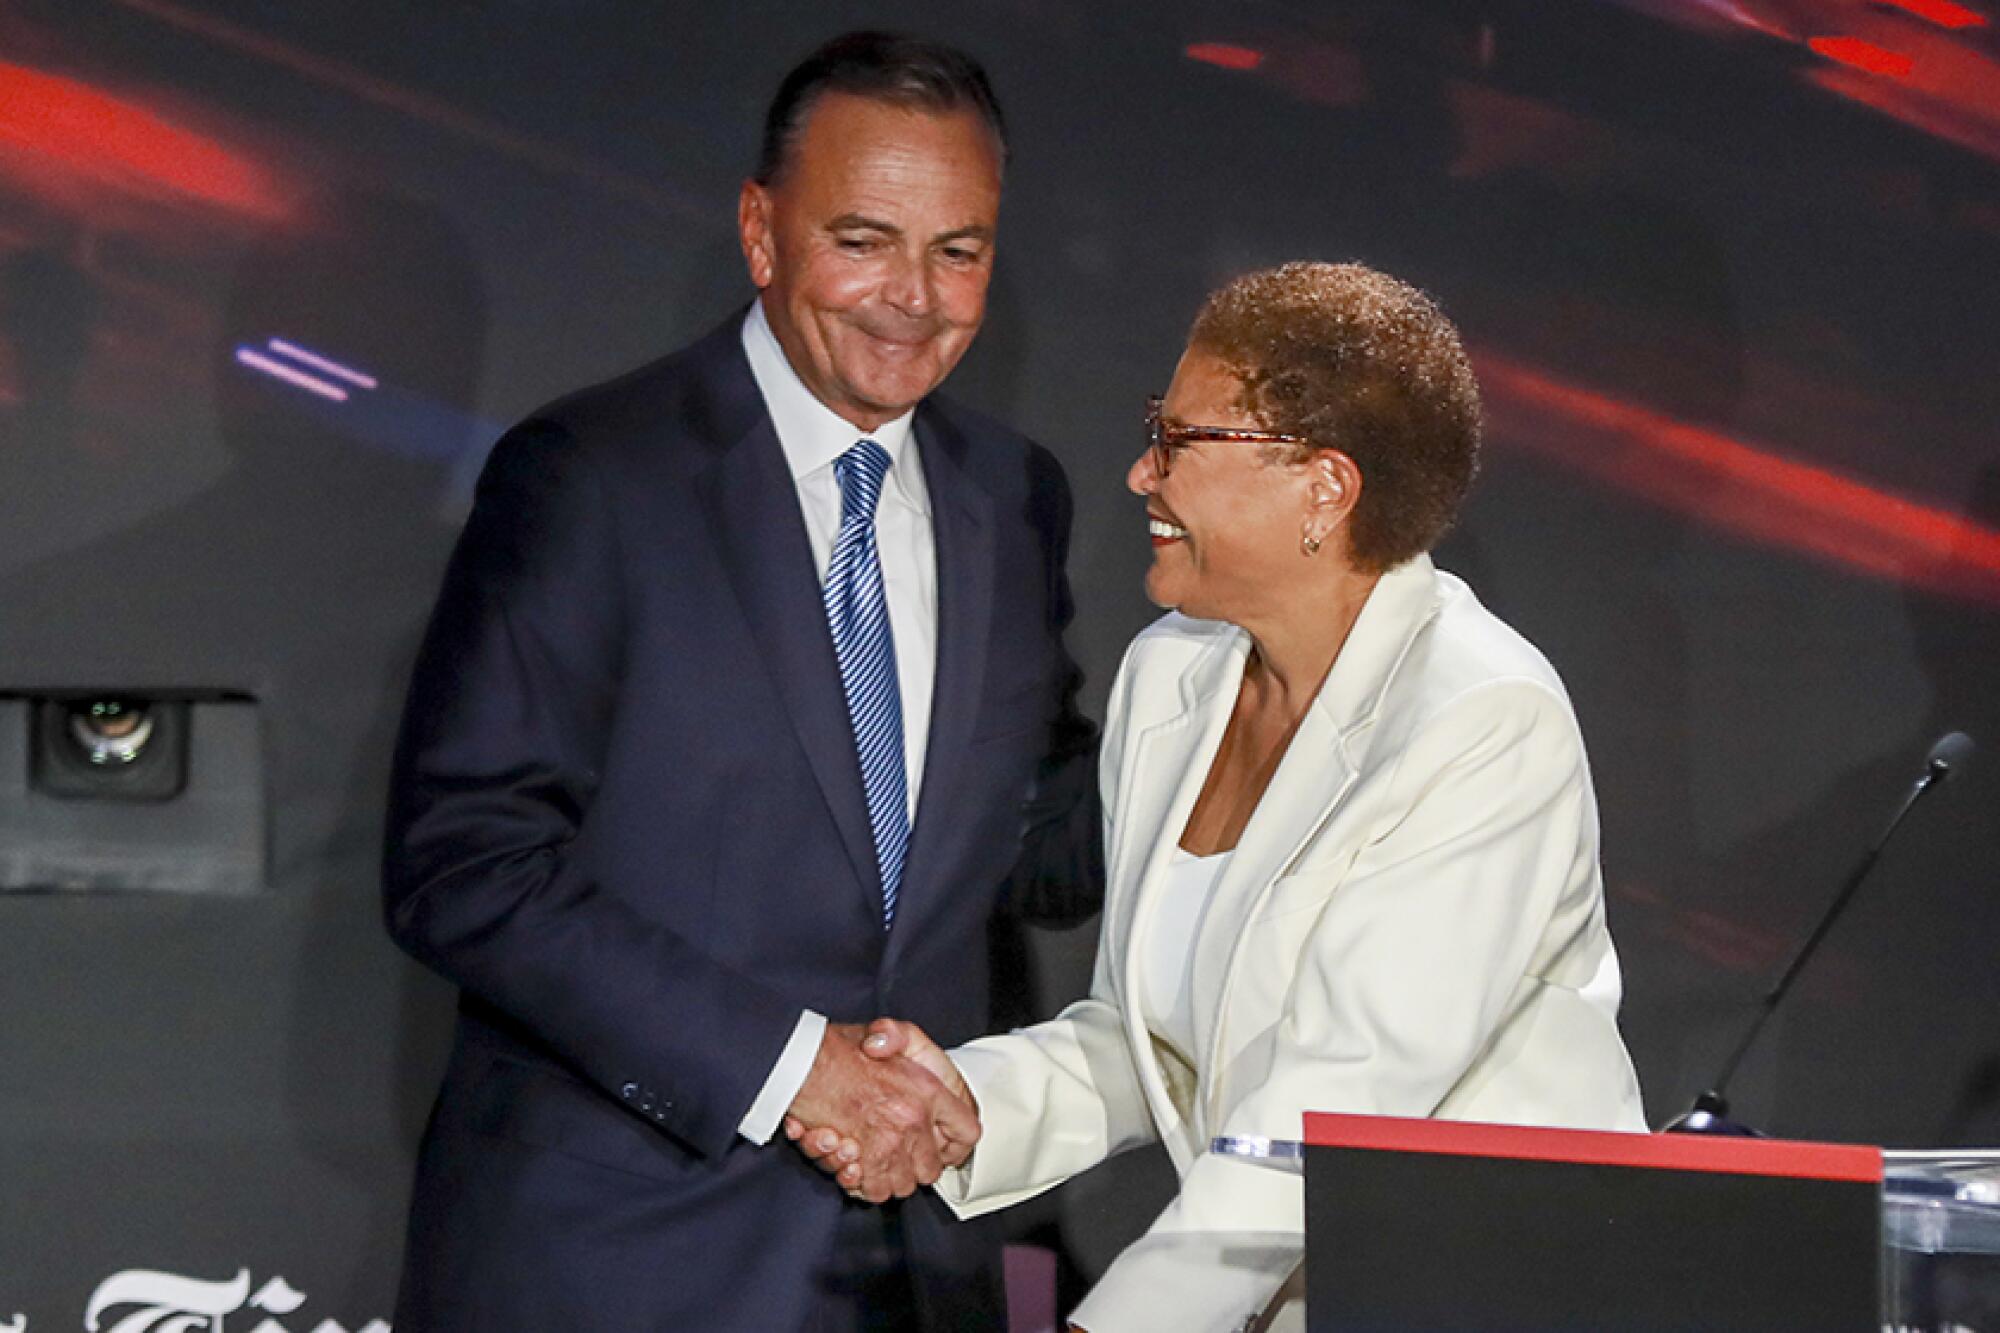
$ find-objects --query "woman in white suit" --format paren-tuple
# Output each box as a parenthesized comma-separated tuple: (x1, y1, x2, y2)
(800, 261, 1646, 1332)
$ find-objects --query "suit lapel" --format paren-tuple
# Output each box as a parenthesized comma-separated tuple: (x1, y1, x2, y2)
(1108, 629, 1247, 1120)
(691, 333, 882, 918)
(1190, 556, 1445, 1126)
(1183, 703, 1356, 1130)
(884, 406, 993, 969)
(1097, 626, 1269, 1168)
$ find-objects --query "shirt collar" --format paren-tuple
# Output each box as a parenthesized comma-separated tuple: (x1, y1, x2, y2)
(741, 300, 927, 513)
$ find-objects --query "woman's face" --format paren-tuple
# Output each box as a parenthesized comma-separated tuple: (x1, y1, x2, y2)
(1127, 346, 1317, 623)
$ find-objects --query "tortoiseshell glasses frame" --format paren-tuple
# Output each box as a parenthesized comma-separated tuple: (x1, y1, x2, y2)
(1145, 394, 1311, 477)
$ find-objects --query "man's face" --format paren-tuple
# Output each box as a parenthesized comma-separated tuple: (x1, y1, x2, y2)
(739, 93, 1002, 431)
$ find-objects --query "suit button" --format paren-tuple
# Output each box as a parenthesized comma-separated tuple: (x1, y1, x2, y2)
(621, 1082, 639, 1101)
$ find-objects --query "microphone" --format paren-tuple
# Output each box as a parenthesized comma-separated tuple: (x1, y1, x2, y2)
(1929, 730, 1975, 778)
(1663, 731, 1975, 1135)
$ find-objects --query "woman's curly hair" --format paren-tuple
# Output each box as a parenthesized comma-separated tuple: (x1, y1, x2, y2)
(1190, 261, 1482, 572)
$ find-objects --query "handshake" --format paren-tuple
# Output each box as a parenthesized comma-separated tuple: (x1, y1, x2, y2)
(782, 1018, 973, 1203)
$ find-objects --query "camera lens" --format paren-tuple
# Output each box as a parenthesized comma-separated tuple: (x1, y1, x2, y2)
(65, 700, 155, 766)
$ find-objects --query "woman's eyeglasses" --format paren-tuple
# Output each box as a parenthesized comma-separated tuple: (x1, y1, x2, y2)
(1146, 395, 1310, 477)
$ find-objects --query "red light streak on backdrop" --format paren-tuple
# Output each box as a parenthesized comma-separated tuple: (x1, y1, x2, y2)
(1183, 43, 1267, 72)
(1475, 349, 2000, 606)
(1632, 1, 2000, 162)
(1808, 35, 1916, 77)
(1876, 0, 1988, 29)
(0, 61, 286, 219)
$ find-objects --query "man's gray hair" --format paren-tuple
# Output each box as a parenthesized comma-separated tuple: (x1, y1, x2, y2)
(755, 30, 1008, 186)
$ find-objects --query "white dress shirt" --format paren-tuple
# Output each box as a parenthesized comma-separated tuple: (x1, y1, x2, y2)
(736, 299, 941, 1143)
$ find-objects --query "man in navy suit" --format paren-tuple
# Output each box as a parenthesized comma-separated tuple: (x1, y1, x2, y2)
(382, 31, 1098, 1332)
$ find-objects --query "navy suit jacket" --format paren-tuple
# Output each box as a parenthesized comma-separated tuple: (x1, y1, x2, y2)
(383, 315, 1098, 1330)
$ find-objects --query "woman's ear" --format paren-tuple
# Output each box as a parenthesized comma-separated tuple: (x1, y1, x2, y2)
(1307, 449, 1360, 519)
(1300, 449, 1361, 557)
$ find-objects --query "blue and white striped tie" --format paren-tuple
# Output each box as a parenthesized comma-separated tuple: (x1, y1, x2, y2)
(824, 439, 909, 929)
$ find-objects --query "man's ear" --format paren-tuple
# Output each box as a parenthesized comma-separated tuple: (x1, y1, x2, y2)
(738, 181, 776, 290)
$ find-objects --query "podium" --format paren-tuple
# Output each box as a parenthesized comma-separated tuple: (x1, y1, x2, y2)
(1217, 1118, 2000, 1330)
(1881, 1150, 2000, 1331)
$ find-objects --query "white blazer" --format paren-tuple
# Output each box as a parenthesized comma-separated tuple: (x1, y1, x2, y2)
(937, 555, 1646, 1333)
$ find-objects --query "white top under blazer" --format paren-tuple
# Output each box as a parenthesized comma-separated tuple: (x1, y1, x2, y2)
(1143, 848, 1234, 1067)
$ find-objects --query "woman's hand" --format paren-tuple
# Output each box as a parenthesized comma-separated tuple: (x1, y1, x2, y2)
(857, 1018, 974, 1110)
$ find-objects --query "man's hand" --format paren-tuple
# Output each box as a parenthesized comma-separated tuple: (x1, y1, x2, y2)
(784, 1022, 979, 1203)
(788, 1019, 974, 1194)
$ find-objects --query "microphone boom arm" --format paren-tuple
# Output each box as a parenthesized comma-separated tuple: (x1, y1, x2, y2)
(1669, 731, 1972, 1134)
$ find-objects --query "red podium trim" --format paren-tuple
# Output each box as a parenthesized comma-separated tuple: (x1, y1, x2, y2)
(1303, 1112, 1882, 1183)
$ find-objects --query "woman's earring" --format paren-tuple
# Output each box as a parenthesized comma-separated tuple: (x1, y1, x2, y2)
(1302, 533, 1323, 557)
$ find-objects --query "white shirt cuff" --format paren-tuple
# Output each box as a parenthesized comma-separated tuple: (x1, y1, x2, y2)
(737, 1009, 827, 1145)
